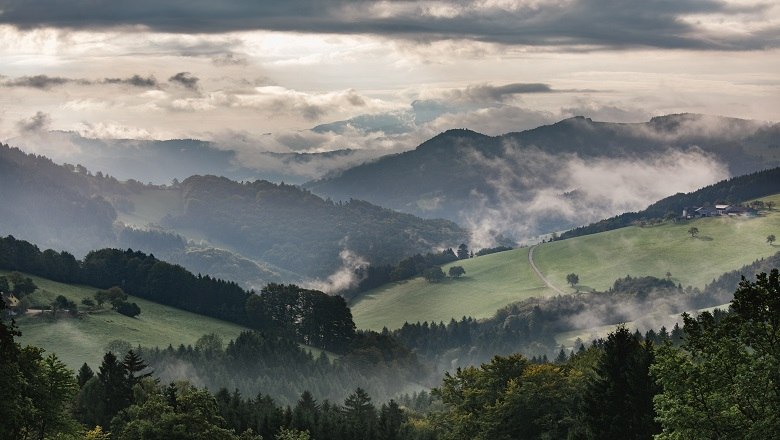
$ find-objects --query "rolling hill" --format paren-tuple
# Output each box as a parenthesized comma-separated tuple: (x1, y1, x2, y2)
(350, 193, 780, 330)
(306, 114, 780, 238)
(7, 271, 249, 369)
(0, 143, 467, 283)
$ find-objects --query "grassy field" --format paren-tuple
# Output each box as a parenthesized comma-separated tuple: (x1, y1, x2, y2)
(7, 272, 249, 369)
(352, 194, 780, 331)
(534, 194, 780, 293)
(350, 248, 554, 331)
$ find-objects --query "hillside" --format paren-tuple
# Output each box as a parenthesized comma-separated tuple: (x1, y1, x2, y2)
(0, 143, 467, 283)
(7, 271, 249, 369)
(351, 248, 553, 330)
(10, 132, 381, 185)
(351, 193, 780, 330)
(305, 114, 780, 238)
(535, 193, 780, 292)
(561, 166, 780, 239)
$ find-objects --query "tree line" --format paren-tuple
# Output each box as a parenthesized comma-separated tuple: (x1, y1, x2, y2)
(0, 235, 355, 353)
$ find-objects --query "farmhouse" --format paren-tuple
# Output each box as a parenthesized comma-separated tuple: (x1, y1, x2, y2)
(682, 204, 756, 219)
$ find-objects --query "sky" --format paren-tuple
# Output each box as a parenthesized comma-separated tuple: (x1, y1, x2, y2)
(1, 0, 779, 161)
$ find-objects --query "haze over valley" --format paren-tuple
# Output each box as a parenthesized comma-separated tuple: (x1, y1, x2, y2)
(2, 1, 780, 439)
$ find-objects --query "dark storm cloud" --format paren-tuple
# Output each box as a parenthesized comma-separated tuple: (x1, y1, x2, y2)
(2, 74, 159, 89)
(16, 111, 51, 132)
(168, 72, 199, 90)
(461, 83, 553, 102)
(0, 0, 776, 50)
(3, 75, 76, 89)
(103, 74, 158, 87)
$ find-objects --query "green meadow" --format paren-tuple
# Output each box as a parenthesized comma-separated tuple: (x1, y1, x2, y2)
(350, 247, 554, 331)
(534, 194, 780, 293)
(8, 272, 249, 369)
(352, 195, 780, 331)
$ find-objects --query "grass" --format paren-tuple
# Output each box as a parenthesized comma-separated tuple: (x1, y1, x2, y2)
(534, 195, 780, 293)
(352, 194, 780, 331)
(350, 248, 554, 331)
(7, 272, 249, 369)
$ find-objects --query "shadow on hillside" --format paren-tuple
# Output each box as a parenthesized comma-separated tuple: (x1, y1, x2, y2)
(694, 236, 714, 241)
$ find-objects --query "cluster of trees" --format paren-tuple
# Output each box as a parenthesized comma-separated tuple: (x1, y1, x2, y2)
(246, 284, 355, 352)
(0, 235, 357, 352)
(561, 167, 780, 240)
(342, 249, 461, 300)
(94, 287, 141, 318)
(428, 325, 659, 439)
(417, 269, 780, 439)
(474, 245, 513, 256)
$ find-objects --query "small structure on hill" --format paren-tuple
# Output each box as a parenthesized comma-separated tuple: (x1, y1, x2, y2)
(682, 204, 756, 219)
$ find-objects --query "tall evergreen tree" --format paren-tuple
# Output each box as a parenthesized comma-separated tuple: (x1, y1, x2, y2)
(97, 351, 132, 426)
(343, 388, 377, 440)
(77, 362, 94, 388)
(123, 349, 152, 388)
(581, 325, 660, 440)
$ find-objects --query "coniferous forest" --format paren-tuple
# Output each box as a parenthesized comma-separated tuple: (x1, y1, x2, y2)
(3, 267, 780, 439)
(2, 228, 780, 438)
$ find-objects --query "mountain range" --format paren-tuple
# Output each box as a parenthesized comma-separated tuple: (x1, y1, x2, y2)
(305, 114, 780, 240)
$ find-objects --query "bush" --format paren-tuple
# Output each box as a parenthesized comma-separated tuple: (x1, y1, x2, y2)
(115, 301, 141, 318)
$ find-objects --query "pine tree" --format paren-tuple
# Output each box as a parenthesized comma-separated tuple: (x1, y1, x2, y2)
(123, 349, 152, 388)
(343, 388, 377, 440)
(97, 351, 132, 426)
(378, 400, 403, 440)
(581, 325, 660, 439)
(77, 362, 94, 387)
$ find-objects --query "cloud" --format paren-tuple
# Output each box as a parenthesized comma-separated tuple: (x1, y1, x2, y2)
(16, 111, 51, 132)
(1, 73, 159, 89)
(103, 74, 158, 88)
(3, 74, 75, 89)
(74, 122, 153, 139)
(455, 83, 553, 102)
(0, 0, 776, 50)
(306, 248, 368, 294)
(463, 145, 730, 248)
(168, 72, 200, 90)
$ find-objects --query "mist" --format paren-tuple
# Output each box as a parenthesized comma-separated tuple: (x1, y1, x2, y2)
(464, 145, 729, 248)
(306, 248, 369, 294)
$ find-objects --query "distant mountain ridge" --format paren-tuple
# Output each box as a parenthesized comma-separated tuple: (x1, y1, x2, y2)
(305, 114, 780, 239)
(0, 143, 466, 284)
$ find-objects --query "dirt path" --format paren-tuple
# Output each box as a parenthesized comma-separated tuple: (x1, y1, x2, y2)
(528, 245, 567, 295)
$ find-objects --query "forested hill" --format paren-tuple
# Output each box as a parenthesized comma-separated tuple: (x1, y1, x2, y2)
(305, 114, 780, 234)
(0, 143, 129, 255)
(163, 175, 467, 278)
(0, 235, 356, 353)
(561, 166, 780, 239)
(0, 142, 467, 281)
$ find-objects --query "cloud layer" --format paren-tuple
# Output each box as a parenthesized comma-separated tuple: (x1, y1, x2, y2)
(1, 0, 778, 50)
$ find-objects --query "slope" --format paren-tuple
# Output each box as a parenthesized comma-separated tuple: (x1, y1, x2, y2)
(7, 271, 249, 369)
(305, 114, 780, 236)
(536, 193, 780, 292)
(350, 248, 554, 330)
(351, 193, 780, 331)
